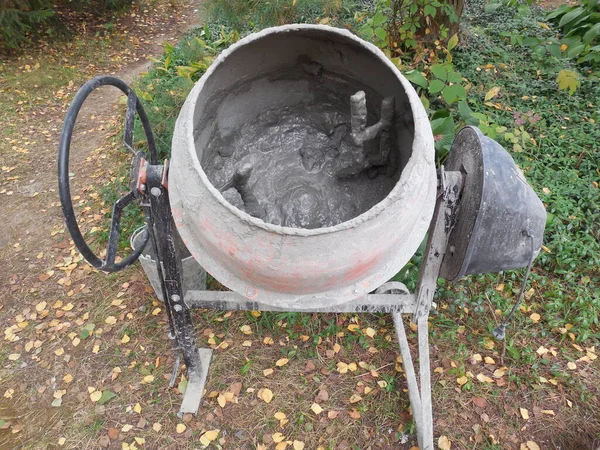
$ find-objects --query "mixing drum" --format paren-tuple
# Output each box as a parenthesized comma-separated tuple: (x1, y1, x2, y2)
(169, 24, 437, 308)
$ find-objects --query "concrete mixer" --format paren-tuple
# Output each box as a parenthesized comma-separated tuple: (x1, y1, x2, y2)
(58, 25, 546, 449)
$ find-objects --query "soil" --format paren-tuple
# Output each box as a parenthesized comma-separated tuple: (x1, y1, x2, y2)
(0, 1, 203, 448)
(1, 3, 598, 449)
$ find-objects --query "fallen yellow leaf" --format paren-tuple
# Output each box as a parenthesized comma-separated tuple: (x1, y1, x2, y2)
(567, 361, 577, 370)
(337, 362, 349, 374)
(272, 432, 285, 443)
(457, 376, 468, 386)
(276, 358, 289, 367)
(485, 86, 501, 101)
(258, 388, 273, 403)
(438, 435, 452, 449)
(530, 313, 541, 323)
(520, 407, 530, 420)
(105, 316, 117, 325)
(364, 327, 376, 338)
(293, 441, 305, 450)
(493, 368, 506, 378)
(176, 423, 186, 434)
(526, 441, 540, 450)
(311, 403, 323, 414)
(121, 334, 130, 344)
(349, 394, 362, 403)
(90, 391, 102, 402)
(470, 354, 483, 363)
(199, 429, 219, 445)
(476, 374, 494, 383)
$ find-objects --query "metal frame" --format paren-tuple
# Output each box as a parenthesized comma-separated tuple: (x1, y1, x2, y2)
(146, 164, 462, 449)
(58, 75, 466, 449)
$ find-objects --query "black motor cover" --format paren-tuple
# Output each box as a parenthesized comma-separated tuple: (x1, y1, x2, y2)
(440, 126, 547, 281)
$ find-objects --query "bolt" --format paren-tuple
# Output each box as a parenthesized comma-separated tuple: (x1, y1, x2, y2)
(150, 187, 161, 197)
(245, 287, 256, 298)
(353, 288, 360, 295)
(174, 304, 183, 312)
(171, 294, 180, 303)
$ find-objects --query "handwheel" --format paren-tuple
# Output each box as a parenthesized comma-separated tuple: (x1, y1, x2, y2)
(58, 76, 157, 272)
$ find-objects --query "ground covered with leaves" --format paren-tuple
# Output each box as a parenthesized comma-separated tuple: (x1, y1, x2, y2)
(1, 0, 599, 449)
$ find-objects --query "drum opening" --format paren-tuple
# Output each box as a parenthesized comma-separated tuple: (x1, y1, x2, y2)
(193, 27, 415, 229)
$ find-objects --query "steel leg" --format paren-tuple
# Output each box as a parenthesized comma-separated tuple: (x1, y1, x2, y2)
(392, 313, 434, 450)
(392, 170, 463, 448)
(146, 166, 211, 416)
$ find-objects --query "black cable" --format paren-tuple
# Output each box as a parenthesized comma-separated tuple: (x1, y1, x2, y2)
(493, 228, 536, 341)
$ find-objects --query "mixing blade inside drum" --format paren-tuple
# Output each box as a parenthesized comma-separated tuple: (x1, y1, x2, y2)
(200, 58, 403, 229)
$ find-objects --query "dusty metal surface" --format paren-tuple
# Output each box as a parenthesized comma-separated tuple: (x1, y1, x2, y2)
(184, 288, 416, 313)
(169, 25, 437, 308)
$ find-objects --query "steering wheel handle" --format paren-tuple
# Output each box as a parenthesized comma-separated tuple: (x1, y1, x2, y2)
(58, 75, 157, 272)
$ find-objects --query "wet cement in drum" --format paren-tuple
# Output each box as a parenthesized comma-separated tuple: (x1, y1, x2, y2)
(201, 66, 401, 229)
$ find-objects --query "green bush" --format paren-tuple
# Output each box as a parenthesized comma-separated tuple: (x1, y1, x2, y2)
(0, 0, 55, 49)
(0, 0, 137, 51)
(128, 0, 599, 341)
(203, 0, 357, 31)
(547, 0, 600, 65)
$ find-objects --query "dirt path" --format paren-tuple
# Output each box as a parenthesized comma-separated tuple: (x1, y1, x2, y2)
(0, 2, 203, 448)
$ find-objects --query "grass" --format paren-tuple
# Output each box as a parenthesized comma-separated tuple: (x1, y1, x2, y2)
(113, 3, 598, 444)
(132, 0, 598, 338)
(0, 0, 597, 448)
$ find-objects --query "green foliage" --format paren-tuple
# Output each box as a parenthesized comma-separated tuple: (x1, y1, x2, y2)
(133, 0, 599, 341)
(204, 0, 352, 30)
(546, 0, 600, 66)
(359, 0, 464, 58)
(556, 69, 581, 95)
(0, 0, 137, 51)
(134, 26, 243, 160)
(0, 0, 55, 49)
(446, 0, 600, 339)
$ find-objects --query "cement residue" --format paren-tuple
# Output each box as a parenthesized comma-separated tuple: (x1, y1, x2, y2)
(200, 65, 402, 229)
